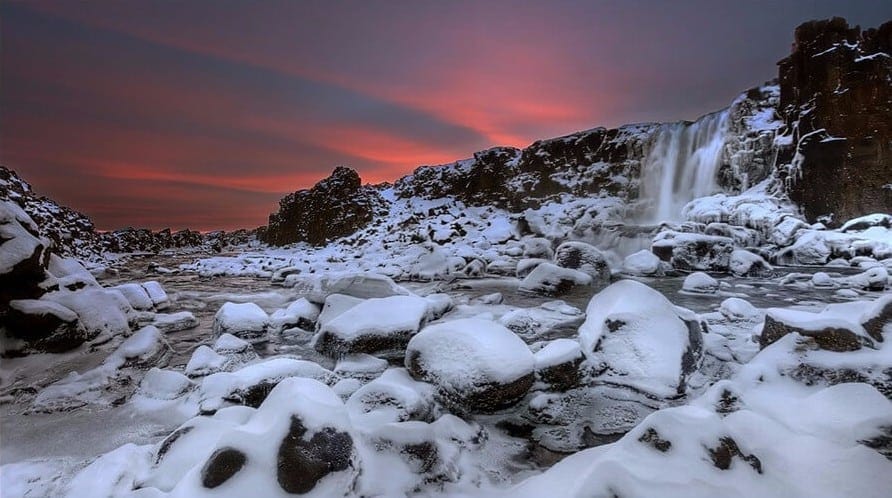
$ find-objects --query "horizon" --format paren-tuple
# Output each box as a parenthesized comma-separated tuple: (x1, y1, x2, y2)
(2, 0, 891, 231)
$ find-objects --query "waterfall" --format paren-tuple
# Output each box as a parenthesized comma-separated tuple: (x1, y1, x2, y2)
(637, 110, 730, 222)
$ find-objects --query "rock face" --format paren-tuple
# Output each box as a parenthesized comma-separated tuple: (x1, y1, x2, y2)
(778, 18, 892, 224)
(263, 167, 387, 246)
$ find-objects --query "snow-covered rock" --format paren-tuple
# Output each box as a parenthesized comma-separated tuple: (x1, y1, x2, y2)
(198, 357, 338, 413)
(113, 283, 155, 311)
(553, 241, 611, 281)
(652, 231, 734, 271)
(185, 346, 230, 378)
(533, 339, 584, 391)
(4, 298, 88, 353)
(314, 295, 430, 357)
(621, 249, 665, 276)
(523, 237, 554, 259)
(518, 262, 592, 296)
(760, 308, 875, 352)
(682, 272, 720, 294)
(579, 280, 703, 398)
(498, 300, 585, 340)
(729, 249, 773, 277)
(137, 368, 195, 400)
(212, 302, 269, 342)
(270, 298, 320, 332)
(346, 368, 434, 429)
(307, 272, 412, 303)
(405, 318, 535, 413)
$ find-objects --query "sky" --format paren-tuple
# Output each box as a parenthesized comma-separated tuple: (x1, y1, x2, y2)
(2, 1, 890, 231)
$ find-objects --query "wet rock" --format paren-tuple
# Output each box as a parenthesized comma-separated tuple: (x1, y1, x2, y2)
(201, 447, 247, 489)
(277, 416, 354, 494)
(707, 436, 762, 473)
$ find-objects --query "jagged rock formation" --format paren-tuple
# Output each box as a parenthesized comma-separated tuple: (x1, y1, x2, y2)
(262, 166, 388, 246)
(778, 18, 892, 224)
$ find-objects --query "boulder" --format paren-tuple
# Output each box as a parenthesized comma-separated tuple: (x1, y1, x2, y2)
(553, 241, 611, 281)
(533, 339, 584, 391)
(579, 280, 703, 398)
(212, 302, 269, 342)
(760, 308, 874, 352)
(682, 272, 720, 294)
(405, 318, 535, 413)
(314, 295, 430, 357)
(729, 250, 773, 277)
(651, 231, 734, 271)
(621, 250, 666, 276)
(5, 299, 91, 353)
(518, 262, 592, 296)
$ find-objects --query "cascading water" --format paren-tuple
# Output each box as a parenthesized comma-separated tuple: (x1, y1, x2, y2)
(637, 110, 730, 223)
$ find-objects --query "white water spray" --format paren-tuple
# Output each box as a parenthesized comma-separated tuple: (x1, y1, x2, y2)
(638, 110, 730, 222)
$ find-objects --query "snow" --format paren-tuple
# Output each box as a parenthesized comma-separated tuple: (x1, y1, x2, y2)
(152, 311, 199, 333)
(212, 302, 269, 341)
(185, 345, 228, 377)
(113, 283, 155, 310)
(9, 298, 78, 323)
(682, 272, 720, 294)
(534, 338, 582, 369)
(142, 281, 170, 309)
(406, 318, 534, 388)
(621, 249, 665, 276)
(518, 262, 592, 295)
(318, 295, 429, 341)
(212, 333, 252, 354)
(269, 297, 319, 332)
(579, 279, 700, 397)
(137, 368, 195, 400)
(44, 288, 132, 340)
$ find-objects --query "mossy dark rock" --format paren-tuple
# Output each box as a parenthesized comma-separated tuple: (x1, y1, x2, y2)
(760, 313, 868, 352)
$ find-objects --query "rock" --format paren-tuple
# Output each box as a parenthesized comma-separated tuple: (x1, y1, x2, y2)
(472, 292, 503, 305)
(212, 333, 253, 354)
(113, 283, 155, 310)
(43, 288, 132, 341)
(621, 249, 665, 276)
(760, 308, 874, 351)
(516, 258, 548, 278)
(579, 280, 703, 398)
(262, 166, 387, 246)
(137, 368, 194, 400)
(651, 231, 734, 271)
(842, 213, 892, 232)
(405, 318, 535, 413)
(498, 300, 586, 341)
(682, 272, 720, 294)
(553, 241, 611, 281)
(518, 262, 592, 296)
(844, 266, 889, 291)
(718, 298, 761, 322)
(185, 346, 230, 378)
(201, 447, 247, 489)
(212, 302, 269, 342)
(270, 298, 320, 332)
(277, 415, 354, 494)
(307, 272, 412, 303)
(729, 250, 773, 277)
(4, 299, 90, 353)
(533, 339, 584, 391)
(523, 237, 554, 259)
(333, 354, 388, 382)
(198, 358, 337, 413)
(461, 258, 487, 277)
(346, 368, 434, 427)
(316, 294, 364, 329)
(314, 295, 430, 357)
(861, 295, 892, 342)
(779, 18, 892, 224)
(141, 281, 170, 310)
(152, 311, 199, 333)
(0, 202, 49, 309)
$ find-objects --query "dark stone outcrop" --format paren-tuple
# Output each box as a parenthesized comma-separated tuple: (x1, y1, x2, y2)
(277, 415, 354, 494)
(708, 436, 762, 473)
(201, 447, 247, 489)
(638, 427, 672, 452)
(263, 167, 387, 246)
(778, 18, 892, 224)
(760, 313, 869, 352)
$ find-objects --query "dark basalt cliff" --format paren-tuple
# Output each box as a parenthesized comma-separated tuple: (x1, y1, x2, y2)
(779, 18, 892, 224)
(262, 166, 388, 246)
